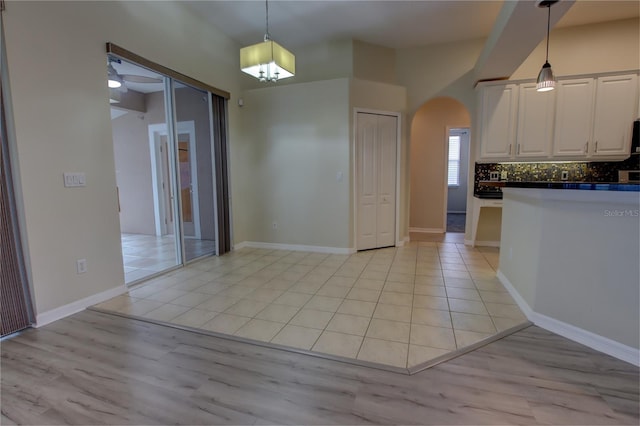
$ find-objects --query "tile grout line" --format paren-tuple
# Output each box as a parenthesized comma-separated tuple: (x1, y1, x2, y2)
(405, 245, 418, 368)
(354, 249, 394, 362)
(249, 250, 333, 346)
(294, 252, 348, 351)
(440, 242, 459, 350)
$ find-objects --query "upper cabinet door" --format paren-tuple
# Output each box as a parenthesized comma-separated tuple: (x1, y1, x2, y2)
(479, 84, 518, 160)
(516, 83, 555, 158)
(592, 74, 638, 157)
(553, 78, 595, 157)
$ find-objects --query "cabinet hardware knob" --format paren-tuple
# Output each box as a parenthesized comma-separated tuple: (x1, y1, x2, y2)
(517, 144, 521, 155)
(509, 144, 512, 155)
(585, 142, 588, 153)
(595, 141, 598, 152)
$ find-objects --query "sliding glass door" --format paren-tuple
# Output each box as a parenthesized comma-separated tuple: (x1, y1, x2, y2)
(110, 59, 182, 283)
(108, 50, 230, 285)
(173, 83, 216, 262)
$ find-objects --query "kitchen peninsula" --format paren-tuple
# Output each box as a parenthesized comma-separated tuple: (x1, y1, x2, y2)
(496, 185, 639, 365)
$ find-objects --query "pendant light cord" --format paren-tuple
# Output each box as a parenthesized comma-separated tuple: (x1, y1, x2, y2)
(545, 4, 551, 63)
(264, 0, 270, 41)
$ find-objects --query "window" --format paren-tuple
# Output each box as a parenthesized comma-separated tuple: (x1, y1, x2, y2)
(448, 135, 461, 186)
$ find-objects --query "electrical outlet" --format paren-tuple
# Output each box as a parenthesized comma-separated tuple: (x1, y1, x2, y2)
(76, 259, 87, 274)
(561, 170, 569, 181)
(272, 222, 278, 230)
(501, 171, 508, 180)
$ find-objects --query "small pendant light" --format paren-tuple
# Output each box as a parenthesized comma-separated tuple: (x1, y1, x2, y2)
(536, 0, 559, 92)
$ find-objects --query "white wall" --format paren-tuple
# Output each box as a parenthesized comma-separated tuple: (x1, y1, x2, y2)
(112, 109, 157, 235)
(238, 79, 351, 249)
(499, 188, 640, 355)
(3, 0, 241, 318)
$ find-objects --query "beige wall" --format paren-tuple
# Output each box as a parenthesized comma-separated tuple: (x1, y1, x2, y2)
(237, 78, 351, 249)
(409, 97, 470, 231)
(3, 0, 241, 318)
(353, 40, 396, 84)
(512, 18, 640, 80)
(396, 38, 485, 115)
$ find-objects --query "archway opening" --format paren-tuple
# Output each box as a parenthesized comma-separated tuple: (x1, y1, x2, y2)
(408, 97, 471, 239)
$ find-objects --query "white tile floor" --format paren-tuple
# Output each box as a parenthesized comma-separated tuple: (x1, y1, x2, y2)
(121, 233, 215, 283)
(97, 237, 527, 369)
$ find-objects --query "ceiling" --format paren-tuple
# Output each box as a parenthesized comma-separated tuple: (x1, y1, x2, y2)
(184, 0, 639, 50)
(110, 59, 164, 94)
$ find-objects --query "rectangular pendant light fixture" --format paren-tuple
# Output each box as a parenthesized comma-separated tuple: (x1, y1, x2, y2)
(240, 0, 295, 82)
(240, 39, 295, 82)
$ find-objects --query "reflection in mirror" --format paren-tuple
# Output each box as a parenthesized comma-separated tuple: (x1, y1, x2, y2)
(173, 83, 216, 262)
(109, 57, 181, 284)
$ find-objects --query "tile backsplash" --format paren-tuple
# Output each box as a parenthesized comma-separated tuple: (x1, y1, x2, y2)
(475, 156, 640, 195)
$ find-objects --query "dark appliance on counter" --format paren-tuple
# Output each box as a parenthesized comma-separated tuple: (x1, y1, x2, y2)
(632, 119, 640, 154)
(618, 170, 640, 183)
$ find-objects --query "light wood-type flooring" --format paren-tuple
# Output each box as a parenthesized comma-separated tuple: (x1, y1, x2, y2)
(2, 309, 638, 425)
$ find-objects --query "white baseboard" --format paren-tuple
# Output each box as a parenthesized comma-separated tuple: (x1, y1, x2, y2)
(497, 270, 639, 367)
(396, 236, 410, 246)
(495, 271, 534, 317)
(464, 239, 500, 247)
(35, 285, 127, 328)
(235, 241, 355, 255)
(409, 227, 444, 234)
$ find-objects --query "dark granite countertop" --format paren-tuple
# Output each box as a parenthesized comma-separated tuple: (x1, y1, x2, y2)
(479, 181, 640, 192)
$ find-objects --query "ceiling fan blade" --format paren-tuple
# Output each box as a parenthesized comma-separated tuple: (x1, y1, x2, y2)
(121, 74, 162, 84)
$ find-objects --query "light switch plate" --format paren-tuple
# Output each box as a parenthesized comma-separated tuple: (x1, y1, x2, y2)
(76, 259, 87, 274)
(63, 172, 86, 187)
(489, 171, 499, 181)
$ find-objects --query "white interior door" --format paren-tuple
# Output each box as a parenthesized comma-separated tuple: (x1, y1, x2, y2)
(357, 112, 397, 250)
(148, 121, 198, 238)
(357, 114, 378, 250)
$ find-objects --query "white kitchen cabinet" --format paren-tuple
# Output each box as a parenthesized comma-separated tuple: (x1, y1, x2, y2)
(478, 72, 639, 163)
(479, 84, 518, 160)
(516, 83, 555, 158)
(553, 78, 595, 157)
(591, 73, 638, 157)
